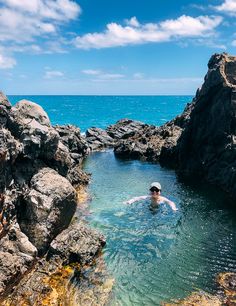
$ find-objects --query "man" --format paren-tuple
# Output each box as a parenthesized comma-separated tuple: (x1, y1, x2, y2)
(124, 182, 178, 211)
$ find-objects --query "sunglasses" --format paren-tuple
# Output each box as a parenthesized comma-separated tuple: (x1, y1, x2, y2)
(150, 187, 160, 192)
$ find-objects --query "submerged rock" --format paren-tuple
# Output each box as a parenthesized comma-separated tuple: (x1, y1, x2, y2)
(163, 292, 222, 306)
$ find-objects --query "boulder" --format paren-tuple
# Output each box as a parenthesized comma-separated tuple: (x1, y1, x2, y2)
(86, 127, 114, 151)
(49, 222, 105, 265)
(8, 100, 59, 160)
(18, 167, 77, 254)
(0, 92, 11, 127)
(0, 222, 37, 298)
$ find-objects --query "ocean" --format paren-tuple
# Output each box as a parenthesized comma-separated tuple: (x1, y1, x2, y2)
(8, 95, 192, 131)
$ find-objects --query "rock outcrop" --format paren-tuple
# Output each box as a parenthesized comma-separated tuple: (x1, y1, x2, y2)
(0, 97, 103, 303)
(49, 222, 106, 265)
(86, 127, 114, 151)
(18, 167, 77, 254)
(176, 53, 236, 199)
(0, 222, 37, 298)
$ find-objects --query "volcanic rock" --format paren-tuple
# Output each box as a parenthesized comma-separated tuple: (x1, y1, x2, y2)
(176, 53, 236, 198)
(8, 100, 59, 160)
(49, 222, 106, 265)
(55, 124, 89, 163)
(0, 222, 37, 298)
(18, 167, 77, 254)
(86, 127, 114, 151)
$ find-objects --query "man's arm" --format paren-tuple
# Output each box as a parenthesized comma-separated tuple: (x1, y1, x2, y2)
(163, 197, 178, 211)
(123, 195, 150, 205)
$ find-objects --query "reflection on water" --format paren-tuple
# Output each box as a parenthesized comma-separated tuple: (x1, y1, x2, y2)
(82, 150, 236, 305)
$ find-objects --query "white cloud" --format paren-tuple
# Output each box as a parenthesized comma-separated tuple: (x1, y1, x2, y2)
(74, 15, 223, 49)
(82, 69, 124, 79)
(126, 17, 140, 27)
(2, 0, 81, 21)
(82, 69, 102, 75)
(98, 73, 124, 80)
(0, 53, 16, 69)
(214, 0, 236, 15)
(0, 0, 81, 43)
(133, 73, 144, 79)
(44, 70, 64, 79)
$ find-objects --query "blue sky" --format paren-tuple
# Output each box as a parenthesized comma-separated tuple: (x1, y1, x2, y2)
(0, 0, 236, 95)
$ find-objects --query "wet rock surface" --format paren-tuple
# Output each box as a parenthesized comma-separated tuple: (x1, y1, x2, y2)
(163, 292, 223, 306)
(164, 272, 236, 306)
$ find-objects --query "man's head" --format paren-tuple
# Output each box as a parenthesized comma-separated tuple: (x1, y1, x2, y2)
(150, 182, 161, 193)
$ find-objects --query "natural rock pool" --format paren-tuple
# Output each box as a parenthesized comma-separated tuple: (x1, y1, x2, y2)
(82, 150, 236, 305)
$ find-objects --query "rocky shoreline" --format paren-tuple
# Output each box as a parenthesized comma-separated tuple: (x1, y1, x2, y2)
(0, 95, 108, 304)
(1, 52, 236, 305)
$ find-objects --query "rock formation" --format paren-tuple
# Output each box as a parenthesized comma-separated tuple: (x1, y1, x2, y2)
(176, 53, 236, 199)
(0, 95, 105, 303)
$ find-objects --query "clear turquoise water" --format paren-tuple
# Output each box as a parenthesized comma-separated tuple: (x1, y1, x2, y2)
(8, 95, 192, 132)
(9, 95, 236, 304)
(83, 151, 236, 305)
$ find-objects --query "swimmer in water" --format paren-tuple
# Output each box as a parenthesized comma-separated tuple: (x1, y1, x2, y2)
(124, 182, 178, 211)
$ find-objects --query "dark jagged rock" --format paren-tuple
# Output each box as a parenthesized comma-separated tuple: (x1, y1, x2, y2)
(0, 92, 11, 127)
(66, 165, 91, 187)
(8, 100, 59, 160)
(176, 53, 236, 198)
(49, 222, 105, 265)
(0, 128, 22, 192)
(107, 119, 146, 139)
(110, 115, 191, 162)
(55, 124, 89, 163)
(86, 127, 114, 151)
(18, 167, 77, 254)
(0, 222, 37, 298)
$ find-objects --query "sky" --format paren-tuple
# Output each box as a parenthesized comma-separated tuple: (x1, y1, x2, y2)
(0, 0, 236, 95)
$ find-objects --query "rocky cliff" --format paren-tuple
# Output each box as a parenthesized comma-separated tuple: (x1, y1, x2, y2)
(176, 53, 236, 198)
